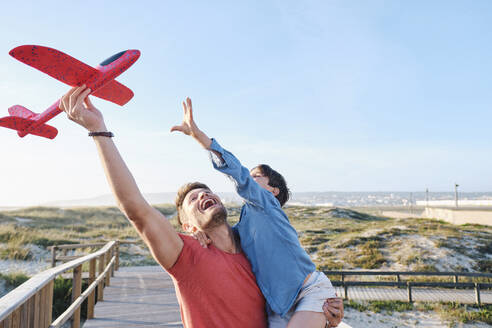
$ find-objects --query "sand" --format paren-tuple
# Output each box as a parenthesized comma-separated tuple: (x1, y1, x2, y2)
(342, 308, 488, 328)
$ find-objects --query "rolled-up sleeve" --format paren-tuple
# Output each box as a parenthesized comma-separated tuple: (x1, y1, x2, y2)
(208, 139, 278, 209)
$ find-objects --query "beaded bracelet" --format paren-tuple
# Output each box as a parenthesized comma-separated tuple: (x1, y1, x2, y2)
(88, 131, 114, 137)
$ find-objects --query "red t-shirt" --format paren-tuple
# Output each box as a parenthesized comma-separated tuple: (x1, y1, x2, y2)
(167, 234, 267, 328)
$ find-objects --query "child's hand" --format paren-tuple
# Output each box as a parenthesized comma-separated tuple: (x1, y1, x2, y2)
(170, 97, 199, 137)
(191, 230, 212, 248)
(170, 97, 213, 149)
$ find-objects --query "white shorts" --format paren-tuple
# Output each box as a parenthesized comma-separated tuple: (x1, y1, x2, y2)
(268, 271, 336, 328)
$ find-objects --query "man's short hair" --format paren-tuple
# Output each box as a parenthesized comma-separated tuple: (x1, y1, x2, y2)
(254, 164, 290, 206)
(175, 182, 210, 225)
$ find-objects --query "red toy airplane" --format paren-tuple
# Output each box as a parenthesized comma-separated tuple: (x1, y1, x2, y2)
(0, 45, 140, 139)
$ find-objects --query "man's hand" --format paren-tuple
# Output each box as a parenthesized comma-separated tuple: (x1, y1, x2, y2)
(60, 85, 107, 132)
(170, 97, 212, 149)
(323, 297, 344, 327)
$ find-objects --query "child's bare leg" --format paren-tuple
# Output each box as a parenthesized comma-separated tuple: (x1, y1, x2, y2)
(287, 310, 326, 328)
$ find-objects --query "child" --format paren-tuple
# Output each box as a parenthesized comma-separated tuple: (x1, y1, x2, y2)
(171, 98, 338, 328)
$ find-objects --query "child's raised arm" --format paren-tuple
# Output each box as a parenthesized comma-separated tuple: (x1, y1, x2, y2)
(170, 98, 277, 209)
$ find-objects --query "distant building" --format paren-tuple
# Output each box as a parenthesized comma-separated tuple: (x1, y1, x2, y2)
(416, 200, 492, 207)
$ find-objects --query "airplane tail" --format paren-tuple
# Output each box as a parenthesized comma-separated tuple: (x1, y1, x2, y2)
(0, 105, 58, 139)
(8, 105, 37, 119)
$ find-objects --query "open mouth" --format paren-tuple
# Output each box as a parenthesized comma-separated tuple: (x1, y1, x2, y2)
(201, 198, 217, 211)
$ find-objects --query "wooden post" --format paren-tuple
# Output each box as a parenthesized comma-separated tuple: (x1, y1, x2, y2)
(396, 274, 401, 283)
(51, 246, 57, 268)
(22, 297, 31, 328)
(115, 241, 120, 271)
(475, 283, 481, 306)
(98, 254, 105, 301)
(33, 290, 41, 328)
(105, 250, 111, 286)
(407, 282, 413, 303)
(28, 294, 35, 328)
(341, 273, 347, 299)
(46, 280, 54, 327)
(10, 308, 20, 328)
(111, 247, 115, 278)
(19, 301, 27, 327)
(72, 265, 82, 328)
(87, 258, 96, 319)
(39, 285, 46, 328)
(1, 316, 11, 328)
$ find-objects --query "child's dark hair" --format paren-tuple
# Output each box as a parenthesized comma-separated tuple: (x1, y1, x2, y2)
(254, 164, 290, 206)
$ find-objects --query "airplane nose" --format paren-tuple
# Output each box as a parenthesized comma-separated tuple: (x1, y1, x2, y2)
(130, 50, 141, 61)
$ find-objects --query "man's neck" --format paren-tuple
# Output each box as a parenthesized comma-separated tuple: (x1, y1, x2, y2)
(205, 224, 239, 254)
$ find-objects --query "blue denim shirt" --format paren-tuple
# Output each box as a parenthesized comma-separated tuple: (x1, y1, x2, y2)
(209, 139, 316, 316)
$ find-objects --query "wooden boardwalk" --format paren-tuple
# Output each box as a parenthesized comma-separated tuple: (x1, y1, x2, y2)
(83, 266, 491, 327)
(83, 266, 182, 327)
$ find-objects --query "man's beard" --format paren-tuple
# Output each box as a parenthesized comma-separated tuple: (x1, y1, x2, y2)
(203, 205, 227, 230)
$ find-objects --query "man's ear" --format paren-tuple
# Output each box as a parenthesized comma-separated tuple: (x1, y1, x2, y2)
(272, 187, 280, 197)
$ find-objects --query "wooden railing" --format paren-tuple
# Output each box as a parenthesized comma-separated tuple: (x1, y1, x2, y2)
(49, 240, 139, 268)
(0, 240, 137, 328)
(324, 270, 492, 305)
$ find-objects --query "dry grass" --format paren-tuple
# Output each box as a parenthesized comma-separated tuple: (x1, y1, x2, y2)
(284, 206, 492, 274)
(1, 204, 491, 274)
(0, 205, 176, 261)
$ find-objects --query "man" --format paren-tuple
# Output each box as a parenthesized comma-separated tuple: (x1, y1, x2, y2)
(59, 85, 343, 327)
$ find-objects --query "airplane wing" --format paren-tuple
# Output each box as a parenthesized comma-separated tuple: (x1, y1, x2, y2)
(92, 80, 134, 106)
(0, 116, 32, 131)
(0, 116, 58, 139)
(9, 45, 99, 87)
(27, 123, 58, 139)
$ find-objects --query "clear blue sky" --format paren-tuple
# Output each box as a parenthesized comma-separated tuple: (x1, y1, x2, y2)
(1, 1, 491, 206)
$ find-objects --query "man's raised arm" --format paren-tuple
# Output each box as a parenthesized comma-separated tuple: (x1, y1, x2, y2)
(60, 85, 183, 269)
